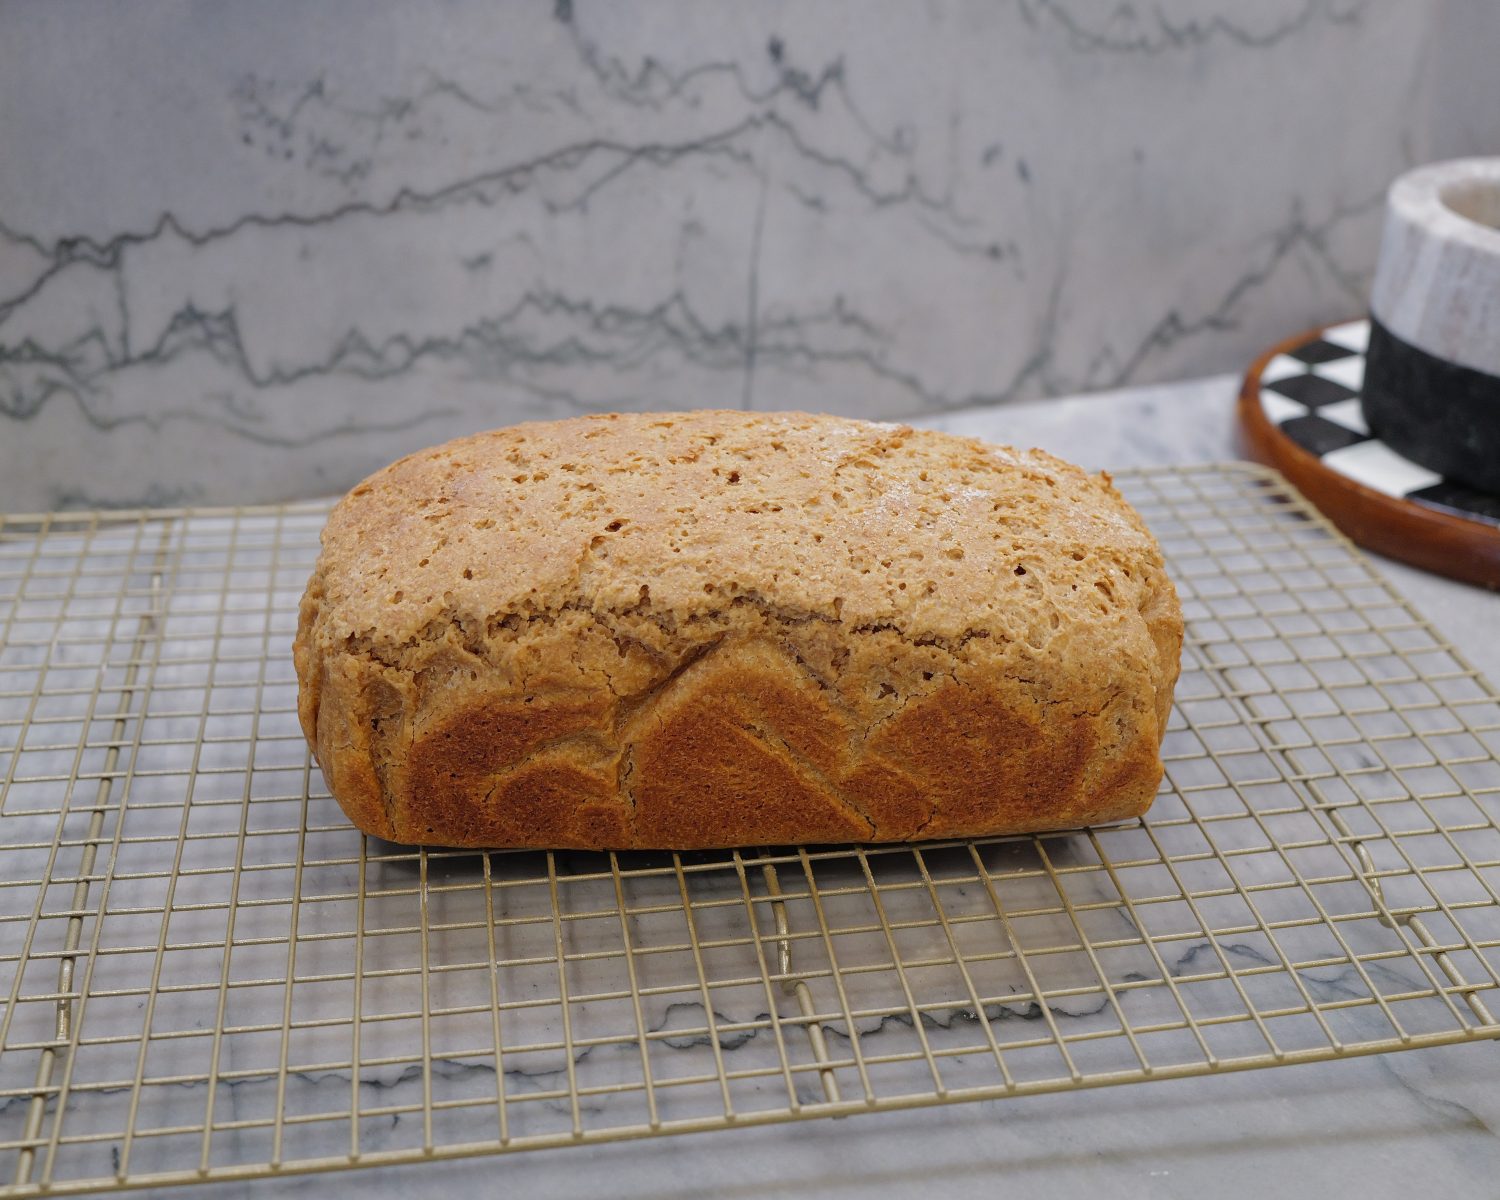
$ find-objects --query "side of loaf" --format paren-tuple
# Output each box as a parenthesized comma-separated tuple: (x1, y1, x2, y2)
(294, 411, 1182, 849)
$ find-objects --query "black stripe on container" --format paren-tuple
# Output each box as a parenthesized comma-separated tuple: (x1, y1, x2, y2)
(1363, 316, 1500, 495)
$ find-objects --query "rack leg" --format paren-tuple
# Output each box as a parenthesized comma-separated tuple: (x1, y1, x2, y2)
(1343, 827, 1495, 1028)
(760, 863, 842, 1106)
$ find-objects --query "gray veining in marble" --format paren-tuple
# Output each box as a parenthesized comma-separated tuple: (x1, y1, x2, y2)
(2, 0, 1499, 509)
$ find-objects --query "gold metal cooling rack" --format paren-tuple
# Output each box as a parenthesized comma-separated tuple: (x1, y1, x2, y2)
(1, 462, 1498, 1197)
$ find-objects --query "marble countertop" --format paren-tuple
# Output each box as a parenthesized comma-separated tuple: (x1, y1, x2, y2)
(115, 375, 1500, 1199)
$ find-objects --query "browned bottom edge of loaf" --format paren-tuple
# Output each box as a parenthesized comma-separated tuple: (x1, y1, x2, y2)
(333, 800, 1160, 852)
(307, 659, 1167, 851)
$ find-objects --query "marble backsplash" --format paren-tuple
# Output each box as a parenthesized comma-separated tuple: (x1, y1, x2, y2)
(1, 0, 1496, 509)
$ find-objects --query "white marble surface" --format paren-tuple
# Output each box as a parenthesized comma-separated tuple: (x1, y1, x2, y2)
(5, 373, 1491, 1200)
(3, 1, 1500, 509)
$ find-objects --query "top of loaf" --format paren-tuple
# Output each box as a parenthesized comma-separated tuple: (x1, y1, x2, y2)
(311, 411, 1166, 658)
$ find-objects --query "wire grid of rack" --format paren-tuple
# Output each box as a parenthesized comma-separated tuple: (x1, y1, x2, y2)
(0, 461, 1498, 1197)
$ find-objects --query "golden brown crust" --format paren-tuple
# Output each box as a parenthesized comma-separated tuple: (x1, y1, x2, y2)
(294, 411, 1182, 848)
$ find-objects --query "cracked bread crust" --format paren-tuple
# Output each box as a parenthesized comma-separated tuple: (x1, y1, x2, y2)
(294, 411, 1182, 849)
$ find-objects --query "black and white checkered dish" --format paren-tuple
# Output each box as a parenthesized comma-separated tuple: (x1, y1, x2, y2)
(1259, 319, 1500, 528)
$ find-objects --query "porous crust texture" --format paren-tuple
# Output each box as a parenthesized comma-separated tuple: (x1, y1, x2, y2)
(294, 411, 1183, 849)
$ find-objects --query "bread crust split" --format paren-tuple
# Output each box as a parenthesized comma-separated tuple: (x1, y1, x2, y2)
(294, 411, 1182, 849)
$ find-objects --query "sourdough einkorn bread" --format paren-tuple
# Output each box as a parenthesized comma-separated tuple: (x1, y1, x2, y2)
(294, 412, 1182, 849)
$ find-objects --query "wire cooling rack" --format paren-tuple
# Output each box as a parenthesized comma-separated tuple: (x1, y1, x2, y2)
(1, 462, 1498, 1197)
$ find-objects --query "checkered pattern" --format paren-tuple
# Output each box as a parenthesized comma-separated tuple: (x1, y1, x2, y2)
(1260, 320, 1500, 528)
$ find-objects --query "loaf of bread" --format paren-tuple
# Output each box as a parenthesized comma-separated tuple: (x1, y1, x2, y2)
(294, 411, 1182, 849)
